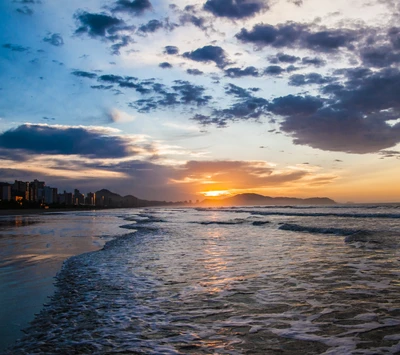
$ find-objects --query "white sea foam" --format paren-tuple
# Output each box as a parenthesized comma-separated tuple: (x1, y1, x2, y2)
(6, 206, 400, 354)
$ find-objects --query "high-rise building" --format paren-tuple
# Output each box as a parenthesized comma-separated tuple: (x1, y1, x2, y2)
(12, 180, 29, 200)
(30, 179, 45, 202)
(0, 183, 11, 201)
(74, 189, 85, 205)
(85, 192, 96, 205)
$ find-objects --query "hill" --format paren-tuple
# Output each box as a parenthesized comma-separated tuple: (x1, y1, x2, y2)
(201, 193, 335, 207)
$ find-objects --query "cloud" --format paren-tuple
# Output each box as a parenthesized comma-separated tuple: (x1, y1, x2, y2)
(2, 43, 29, 52)
(75, 11, 124, 38)
(236, 22, 360, 52)
(129, 80, 212, 112)
(301, 56, 326, 67)
(288, 73, 336, 86)
(0, 124, 136, 159)
(111, 35, 133, 55)
(183, 45, 230, 68)
(43, 33, 64, 46)
(224, 66, 259, 78)
(74, 10, 134, 52)
(203, 0, 270, 19)
(164, 45, 179, 55)
(170, 160, 319, 193)
(263, 65, 284, 75)
(186, 68, 204, 75)
(111, 0, 152, 15)
(159, 62, 173, 69)
(71, 70, 98, 79)
(235, 22, 307, 48)
(138, 19, 164, 34)
(280, 107, 400, 153)
(269, 52, 300, 64)
(269, 95, 324, 116)
(108, 109, 135, 123)
(271, 68, 400, 153)
(192, 84, 269, 127)
(16, 6, 33, 15)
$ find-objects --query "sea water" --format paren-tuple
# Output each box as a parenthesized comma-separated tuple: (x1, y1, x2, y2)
(3, 205, 400, 354)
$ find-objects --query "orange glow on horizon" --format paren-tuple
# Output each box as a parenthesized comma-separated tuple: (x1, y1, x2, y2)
(201, 190, 232, 198)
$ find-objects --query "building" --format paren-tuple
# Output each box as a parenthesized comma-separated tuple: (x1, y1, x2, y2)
(30, 179, 45, 202)
(44, 186, 58, 204)
(85, 192, 96, 205)
(58, 190, 73, 205)
(0, 183, 11, 201)
(12, 180, 29, 200)
(74, 189, 85, 205)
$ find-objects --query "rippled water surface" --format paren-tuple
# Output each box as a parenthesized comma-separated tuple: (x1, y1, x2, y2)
(4, 205, 400, 354)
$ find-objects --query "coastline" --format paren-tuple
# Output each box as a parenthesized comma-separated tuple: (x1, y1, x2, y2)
(0, 208, 98, 216)
(0, 209, 130, 351)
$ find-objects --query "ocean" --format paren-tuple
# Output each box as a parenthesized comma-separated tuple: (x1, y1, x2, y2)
(1, 205, 400, 354)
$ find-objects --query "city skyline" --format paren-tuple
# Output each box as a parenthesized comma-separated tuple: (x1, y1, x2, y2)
(1, 0, 400, 203)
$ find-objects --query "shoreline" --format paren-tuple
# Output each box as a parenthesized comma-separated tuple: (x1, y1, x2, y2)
(0, 210, 131, 351)
(0, 208, 101, 216)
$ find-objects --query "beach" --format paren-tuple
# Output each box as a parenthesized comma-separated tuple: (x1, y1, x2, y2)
(2, 205, 400, 354)
(0, 210, 129, 352)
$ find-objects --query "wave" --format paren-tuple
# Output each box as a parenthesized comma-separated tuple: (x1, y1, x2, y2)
(278, 223, 361, 236)
(279, 223, 399, 248)
(220, 209, 400, 219)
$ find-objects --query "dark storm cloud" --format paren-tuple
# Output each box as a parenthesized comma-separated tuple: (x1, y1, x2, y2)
(111, 0, 152, 15)
(43, 33, 64, 46)
(236, 23, 359, 52)
(186, 68, 204, 75)
(164, 46, 179, 55)
(183, 45, 230, 68)
(2, 43, 29, 52)
(159, 62, 173, 69)
(288, 73, 336, 86)
(0, 124, 134, 159)
(203, 0, 270, 19)
(224, 66, 259, 78)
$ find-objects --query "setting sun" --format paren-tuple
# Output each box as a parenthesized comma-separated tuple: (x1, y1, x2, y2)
(201, 190, 232, 198)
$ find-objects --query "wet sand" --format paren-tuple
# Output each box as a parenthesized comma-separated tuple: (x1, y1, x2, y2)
(0, 210, 129, 352)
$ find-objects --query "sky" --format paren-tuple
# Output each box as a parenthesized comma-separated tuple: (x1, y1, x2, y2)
(1, 0, 400, 203)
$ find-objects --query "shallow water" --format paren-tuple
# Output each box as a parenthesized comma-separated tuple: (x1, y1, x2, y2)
(0, 211, 129, 351)
(3, 206, 400, 354)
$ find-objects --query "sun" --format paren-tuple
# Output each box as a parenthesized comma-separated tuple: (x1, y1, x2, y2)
(201, 190, 232, 198)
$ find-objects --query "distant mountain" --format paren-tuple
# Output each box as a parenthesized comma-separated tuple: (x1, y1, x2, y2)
(201, 193, 336, 207)
(94, 189, 181, 208)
